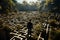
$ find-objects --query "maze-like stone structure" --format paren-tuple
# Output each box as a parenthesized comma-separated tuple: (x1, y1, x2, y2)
(0, 11, 60, 40)
(10, 27, 28, 40)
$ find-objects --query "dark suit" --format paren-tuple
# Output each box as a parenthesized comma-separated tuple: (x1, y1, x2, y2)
(27, 22, 33, 35)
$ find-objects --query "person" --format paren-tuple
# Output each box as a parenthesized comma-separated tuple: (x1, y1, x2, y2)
(27, 19, 33, 36)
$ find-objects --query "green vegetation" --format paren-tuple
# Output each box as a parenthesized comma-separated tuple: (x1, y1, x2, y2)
(50, 29, 60, 40)
(0, 0, 16, 14)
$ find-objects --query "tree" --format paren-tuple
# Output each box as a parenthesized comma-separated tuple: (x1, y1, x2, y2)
(0, 0, 15, 14)
(48, 0, 60, 13)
